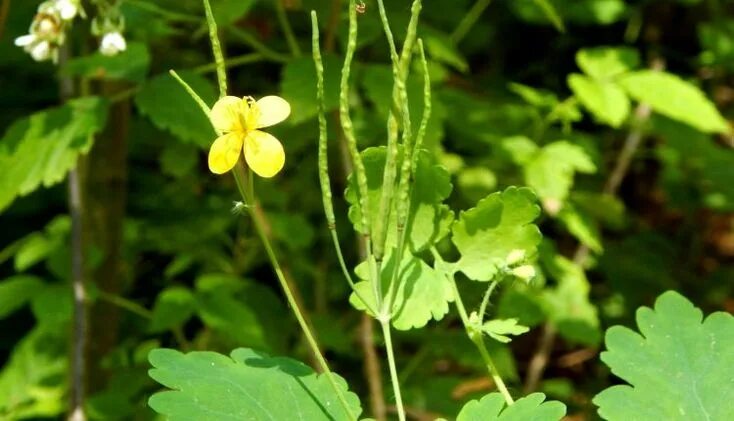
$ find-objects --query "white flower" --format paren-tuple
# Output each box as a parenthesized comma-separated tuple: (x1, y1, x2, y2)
(54, 0, 79, 20)
(99, 31, 126, 56)
(30, 40, 52, 61)
(14, 34, 37, 47)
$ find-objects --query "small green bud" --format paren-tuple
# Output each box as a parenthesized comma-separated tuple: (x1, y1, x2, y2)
(511, 265, 536, 281)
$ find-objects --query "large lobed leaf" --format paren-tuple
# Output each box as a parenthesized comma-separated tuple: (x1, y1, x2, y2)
(457, 392, 566, 420)
(452, 187, 542, 282)
(593, 291, 734, 420)
(148, 348, 362, 420)
(0, 97, 109, 212)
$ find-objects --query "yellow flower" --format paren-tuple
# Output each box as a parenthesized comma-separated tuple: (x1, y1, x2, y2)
(208, 95, 291, 177)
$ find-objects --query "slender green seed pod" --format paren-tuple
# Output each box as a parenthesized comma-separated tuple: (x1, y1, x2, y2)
(311, 13, 335, 228)
(169, 70, 212, 118)
(339, 0, 372, 243)
(202, 0, 227, 97)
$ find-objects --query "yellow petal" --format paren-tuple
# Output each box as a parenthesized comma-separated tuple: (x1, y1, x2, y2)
(210, 96, 247, 133)
(208, 132, 244, 174)
(252, 95, 291, 129)
(244, 130, 285, 178)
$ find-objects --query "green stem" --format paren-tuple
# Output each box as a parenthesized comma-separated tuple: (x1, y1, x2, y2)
(274, 0, 302, 57)
(192, 52, 267, 73)
(451, 0, 492, 43)
(202, 0, 228, 97)
(432, 248, 515, 406)
(477, 280, 499, 322)
(126, 0, 201, 22)
(226, 26, 291, 63)
(379, 320, 406, 421)
(231, 164, 356, 420)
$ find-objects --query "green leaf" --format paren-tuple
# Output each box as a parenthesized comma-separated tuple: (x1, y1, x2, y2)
(457, 392, 566, 420)
(346, 147, 454, 253)
(350, 251, 453, 330)
(135, 71, 217, 147)
(62, 42, 150, 83)
(481, 319, 530, 343)
(149, 287, 196, 333)
(508, 83, 559, 108)
(568, 74, 630, 127)
(14, 216, 70, 271)
(424, 31, 469, 73)
(148, 348, 362, 420)
(211, 0, 256, 26)
(524, 141, 596, 208)
(593, 291, 734, 420)
(194, 274, 289, 352)
(281, 54, 341, 124)
(557, 205, 603, 253)
(0, 276, 44, 319)
(540, 243, 601, 346)
(0, 97, 109, 212)
(0, 326, 67, 419)
(160, 141, 199, 178)
(576, 47, 640, 80)
(452, 187, 542, 282)
(619, 70, 729, 134)
(531, 0, 565, 32)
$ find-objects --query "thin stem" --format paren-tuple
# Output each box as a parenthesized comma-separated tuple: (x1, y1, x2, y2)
(169, 70, 212, 114)
(226, 26, 291, 62)
(432, 248, 514, 406)
(451, 0, 492, 43)
(126, 0, 201, 22)
(202, 0, 228, 97)
(97, 290, 153, 319)
(274, 0, 302, 57)
(380, 320, 406, 421)
(361, 315, 387, 421)
(232, 165, 356, 420)
(477, 280, 499, 322)
(192, 52, 267, 73)
(60, 43, 87, 421)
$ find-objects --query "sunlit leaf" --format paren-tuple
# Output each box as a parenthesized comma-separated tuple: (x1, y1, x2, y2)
(149, 287, 196, 333)
(452, 187, 542, 282)
(0, 97, 108, 212)
(481, 319, 530, 343)
(576, 47, 640, 80)
(148, 348, 362, 420)
(619, 70, 729, 134)
(568, 74, 630, 127)
(0, 275, 44, 319)
(593, 291, 734, 420)
(524, 141, 596, 207)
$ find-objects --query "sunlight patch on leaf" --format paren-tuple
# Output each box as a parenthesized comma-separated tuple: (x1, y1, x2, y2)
(457, 392, 566, 420)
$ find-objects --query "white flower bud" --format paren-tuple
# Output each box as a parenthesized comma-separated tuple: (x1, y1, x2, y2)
(99, 31, 126, 56)
(506, 249, 526, 266)
(54, 0, 79, 20)
(30, 40, 52, 62)
(511, 265, 536, 282)
(14, 34, 37, 47)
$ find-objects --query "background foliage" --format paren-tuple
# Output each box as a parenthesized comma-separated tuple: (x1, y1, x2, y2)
(1, 0, 733, 419)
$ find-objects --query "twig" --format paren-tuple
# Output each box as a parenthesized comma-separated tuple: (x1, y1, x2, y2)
(450, 0, 492, 43)
(60, 43, 86, 421)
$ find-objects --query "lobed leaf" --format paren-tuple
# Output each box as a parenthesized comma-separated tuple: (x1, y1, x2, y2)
(452, 187, 542, 282)
(457, 392, 566, 420)
(148, 348, 362, 420)
(593, 291, 734, 420)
